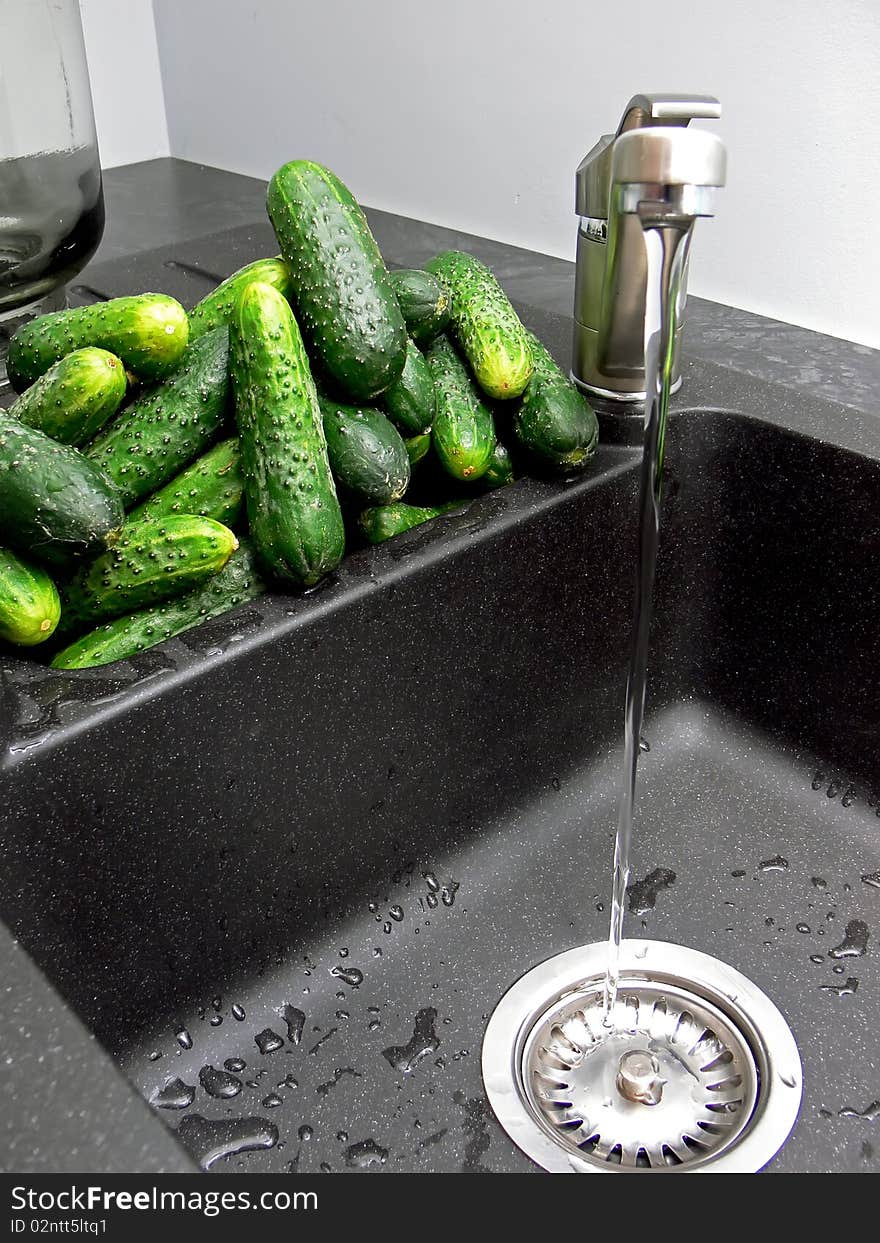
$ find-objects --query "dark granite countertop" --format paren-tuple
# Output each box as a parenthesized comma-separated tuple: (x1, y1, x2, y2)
(2, 158, 876, 1175)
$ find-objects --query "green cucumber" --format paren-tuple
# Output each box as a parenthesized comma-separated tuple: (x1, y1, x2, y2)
(267, 160, 407, 401)
(7, 293, 189, 391)
(424, 251, 532, 399)
(51, 539, 266, 670)
(359, 500, 459, 545)
(425, 335, 496, 481)
(382, 338, 436, 435)
(0, 547, 61, 646)
(9, 348, 126, 445)
(188, 257, 293, 340)
(0, 415, 123, 567)
(404, 431, 431, 467)
(319, 397, 410, 505)
(482, 441, 515, 489)
(60, 513, 238, 634)
(231, 281, 344, 587)
(390, 270, 451, 346)
(514, 332, 599, 469)
(86, 326, 231, 507)
(131, 438, 244, 527)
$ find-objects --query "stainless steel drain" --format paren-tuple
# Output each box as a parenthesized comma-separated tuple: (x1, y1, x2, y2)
(482, 941, 801, 1173)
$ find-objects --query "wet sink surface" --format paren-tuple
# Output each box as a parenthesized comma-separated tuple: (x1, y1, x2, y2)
(120, 698, 880, 1173)
(1, 235, 879, 1173)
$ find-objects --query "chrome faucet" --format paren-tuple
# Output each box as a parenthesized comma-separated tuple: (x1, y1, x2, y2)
(571, 94, 725, 401)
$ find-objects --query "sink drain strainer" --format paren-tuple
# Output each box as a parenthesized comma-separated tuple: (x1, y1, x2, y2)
(482, 941, 801, 1173)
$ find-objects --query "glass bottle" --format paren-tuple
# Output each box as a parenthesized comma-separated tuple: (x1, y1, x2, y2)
(0, 0, 104, 382)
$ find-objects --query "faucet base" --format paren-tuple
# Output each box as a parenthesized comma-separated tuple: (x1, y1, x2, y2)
(571, 316, 684, 404)
(570, 370, 683, 404)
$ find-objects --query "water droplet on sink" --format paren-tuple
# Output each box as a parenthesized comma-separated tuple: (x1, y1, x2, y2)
(255, 1028, 284, 1054)
(839, 1101, 880, 1121)
(345, 1138, 388, 1168)
(440, 882, 460, 907)
(819, 977, 859, 996)
(626, 867, 676, 914)
(828, 919, 869, 959)
(224, 1058, 246, 1073)
(282, 1004, 306, 1045)
(176, 1114, 278, 1169)
(175, 1028, 193, 1050)
(389, 905, 404, 922)
(298, 1124, 313, 1141)
(810, 954, 824, 964)
(330, 966, 363, 987)
(231, 1004, 246, 1022)
(199, 1065, 242, 1099)
(759, 856, 789, 873)
(262, 1093, 283, 1108)
(811, 877, 827, 889)
(316, 1067, 362, 1096)
(862, 871, 880, 890)
(153, 1077, 195, 1110)
(382, 1007, 440, 1074)
(797, 923, 811, 934)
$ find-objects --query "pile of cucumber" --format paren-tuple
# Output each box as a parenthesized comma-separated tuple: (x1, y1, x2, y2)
(0, 160, 598, 671)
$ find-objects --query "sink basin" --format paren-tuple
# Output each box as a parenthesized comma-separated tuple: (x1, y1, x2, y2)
(1, 234, 878, 1175)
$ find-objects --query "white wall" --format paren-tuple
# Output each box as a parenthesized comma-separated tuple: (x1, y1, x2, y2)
(80, 0, 169, 167)
(146, 1, 878, 348)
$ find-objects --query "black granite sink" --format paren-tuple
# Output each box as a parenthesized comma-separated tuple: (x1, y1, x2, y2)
(1, 206, 878, 1174)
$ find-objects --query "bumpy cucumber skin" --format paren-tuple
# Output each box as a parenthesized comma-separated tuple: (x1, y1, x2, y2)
(390, 270, 451, 346)
(86, 327, 231, 507)
(514, 332, 599, 469)
(188, 257, 293, 340)
(0, 415, 124, 568)
(358, 500, 459, 545)
(0, 547, 61, 645)
(267, 161, 407, 401)
(9, 348, 126, 445)
(319, 397, 410, 506)
(382, 339, 436, 435)
(482, 441, 515, 489)
(404, 431, 431, 467)
(424, 251, 532, 400)
(231, 281, 344, 587)
(60, 514, 238, 634)
(7, 294, 189, 391)
(51, 539, 265, 670)
(425, 336, 496, 481)
(131, 438, 244, 528)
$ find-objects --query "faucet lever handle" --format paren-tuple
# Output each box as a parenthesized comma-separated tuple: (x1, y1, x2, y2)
(616, 94, 721, 135)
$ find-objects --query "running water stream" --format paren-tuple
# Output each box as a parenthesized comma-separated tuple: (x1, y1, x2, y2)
(601, 209, 695, 1023)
